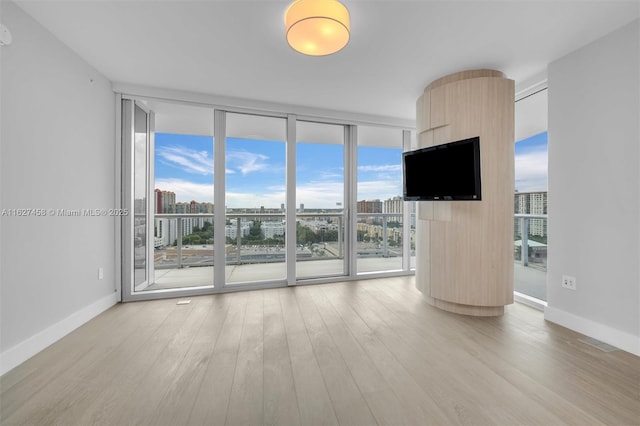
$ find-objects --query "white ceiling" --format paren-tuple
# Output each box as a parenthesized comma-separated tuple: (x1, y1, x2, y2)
(13, 0, 640, 124)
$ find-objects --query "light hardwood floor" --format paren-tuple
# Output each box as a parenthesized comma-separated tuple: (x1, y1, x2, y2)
(1, 277, 639, 425)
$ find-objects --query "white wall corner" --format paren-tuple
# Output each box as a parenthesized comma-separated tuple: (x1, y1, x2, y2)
(545, 305, 640, 356)
(0, 293, 118, 376)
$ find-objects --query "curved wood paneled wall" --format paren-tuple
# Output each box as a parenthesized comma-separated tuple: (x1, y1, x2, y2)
(415, 69, 514, 316)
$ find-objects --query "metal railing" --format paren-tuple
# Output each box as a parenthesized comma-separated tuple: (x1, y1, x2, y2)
(514, 213, 548, 301)
(153, 211, 413, 270)
(155, 212, 532, 272)
(227, 212, 286, 265)
(155, 213, 214, 269)
(514, 214, 548, 269)
(356, 212, 405, 258)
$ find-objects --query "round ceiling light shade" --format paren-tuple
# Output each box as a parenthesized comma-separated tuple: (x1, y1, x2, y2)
(285, 0, 350, 56)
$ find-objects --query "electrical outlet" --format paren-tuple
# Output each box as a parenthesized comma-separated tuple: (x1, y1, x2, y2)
(562, 275, 576, 290)
(98, 267, 104, 280)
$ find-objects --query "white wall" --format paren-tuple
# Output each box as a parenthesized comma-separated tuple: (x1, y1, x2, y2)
(0, 1, 117, 374)
(546, 19, 640, 355)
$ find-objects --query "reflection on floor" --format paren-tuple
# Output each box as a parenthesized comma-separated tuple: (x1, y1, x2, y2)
(146, 257, 408, 290)
(146, 259, 546, 304)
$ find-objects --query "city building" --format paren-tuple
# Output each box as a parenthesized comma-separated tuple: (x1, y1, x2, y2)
(191, 201, 214, 214)
(225, 219, 252, 239)
(357, 199, 382, 213)
(262, 221, 286, 239)
(155, 217, 177, 247)
(382, 195, 404, 223)
(357, 221, 402, 244)
(514, 191, 548, 237)
(154, 189, 176, 214)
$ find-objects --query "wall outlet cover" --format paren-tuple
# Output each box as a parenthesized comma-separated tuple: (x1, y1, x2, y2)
(562, 274, 576, 290)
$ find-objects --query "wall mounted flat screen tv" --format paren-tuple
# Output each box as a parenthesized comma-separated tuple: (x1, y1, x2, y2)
(403, 136, 481, 201)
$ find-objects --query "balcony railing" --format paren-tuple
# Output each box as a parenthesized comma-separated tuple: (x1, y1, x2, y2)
(154, 214, 214, 269)
(152, 212, 414, 271)
(514, 214, 547, 269)
(151, 211, 543, 296)
(514, 213, 547, 301)
(355, 212, 415, 273)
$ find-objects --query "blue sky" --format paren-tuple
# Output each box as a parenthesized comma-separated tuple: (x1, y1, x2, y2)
(155, 133, 404, 208)
(514, 131, 548, 192)
(155, 131, 547, 207)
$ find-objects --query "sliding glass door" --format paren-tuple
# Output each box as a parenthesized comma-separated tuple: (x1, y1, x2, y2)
(150, 102, 214, 291)
(296, 121, 347, 279)
(225, 113, 287, 285)
(122, 100, 154, 296)
(122, 99, 216, 299)
(356, 125, 404, 274)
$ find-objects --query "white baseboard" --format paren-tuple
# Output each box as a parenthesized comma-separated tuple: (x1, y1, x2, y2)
(545, 305, 640, 356)
(0, 292, 118, 376)
(514, 291, 547, 311)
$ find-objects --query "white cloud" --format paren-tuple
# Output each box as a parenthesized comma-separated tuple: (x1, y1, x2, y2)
(515, 150, 548, 192)
(357, 179, 403, 201)
(227, 150, 270, 175)
(226, 178, 403, 209)
(358, 164, 402, 173)
(226, 181, 344, 209)
(155, 175, 402, 209)
(296, 180, 345, 209)
(226, 189, 286, 209)
(157, 146, 212, 175)
(155, 178, 213, 203)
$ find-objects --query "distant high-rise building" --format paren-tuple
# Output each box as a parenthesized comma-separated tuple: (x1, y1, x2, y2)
(357, 199, 382, 213)
(155, 217, 177, 247)
(154, 189, 176, 213)
(173, 200, 214, 214)
(383, 196, 403, 222)
(514, 191, 547, 237)
(175, 202, 189, 214)
(299, 203, 304, 213)
(199, 202, 214, 213)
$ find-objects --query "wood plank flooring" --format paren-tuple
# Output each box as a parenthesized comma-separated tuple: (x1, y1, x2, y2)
(1, 277, 639, 425)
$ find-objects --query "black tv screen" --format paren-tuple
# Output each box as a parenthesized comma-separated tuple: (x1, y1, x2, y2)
(403, 136, 481, 201)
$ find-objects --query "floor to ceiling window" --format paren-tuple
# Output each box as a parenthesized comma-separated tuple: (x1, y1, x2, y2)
(295, 120, 347, 280)
(356, 125, 405, 274)
(225, 113, 287, 285)
(514, 86, 548, 303)
(121, 96, 414, 300)
(150, 103, 214, 291)
(123, 100, 215, 298)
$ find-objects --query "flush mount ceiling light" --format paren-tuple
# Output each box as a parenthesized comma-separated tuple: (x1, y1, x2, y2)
(285, 0, 350, 56)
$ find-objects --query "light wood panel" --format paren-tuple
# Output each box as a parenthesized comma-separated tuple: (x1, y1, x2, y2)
(425, 69, 505, 91)
(2, 278, 639, 426)
(262, 289, 301, 426)
(416, 93, 426, 133)
(430, 85, 448, 128)
(416, 69, 514, 315)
